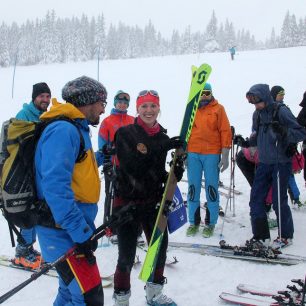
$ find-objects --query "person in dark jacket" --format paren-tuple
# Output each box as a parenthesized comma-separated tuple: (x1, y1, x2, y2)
(246, 84, 306, 250)
(112, 90, 184, 306)
(297, 91, 306, 184)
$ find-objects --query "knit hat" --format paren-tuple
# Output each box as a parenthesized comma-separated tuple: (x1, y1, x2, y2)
(136, 90, 160, 110)
(203, 82, 212, 91)
(270, 85, 285, 101)
(32, 82, 51, 101)
(114, 90, 130, 107)
(62, 76, 107, 107)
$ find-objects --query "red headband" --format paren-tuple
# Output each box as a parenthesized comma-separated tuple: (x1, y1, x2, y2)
(136, 93, 160, 110)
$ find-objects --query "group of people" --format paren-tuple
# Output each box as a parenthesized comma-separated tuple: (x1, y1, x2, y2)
(7, 76, 306, 306)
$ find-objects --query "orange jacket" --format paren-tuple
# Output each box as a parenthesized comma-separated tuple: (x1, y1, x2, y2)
(187, 99, 232, 154)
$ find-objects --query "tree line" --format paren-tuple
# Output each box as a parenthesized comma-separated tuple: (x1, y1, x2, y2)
(0, 10, 305, 67)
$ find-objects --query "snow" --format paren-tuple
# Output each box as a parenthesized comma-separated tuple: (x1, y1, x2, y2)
(0, 46, 306, 305)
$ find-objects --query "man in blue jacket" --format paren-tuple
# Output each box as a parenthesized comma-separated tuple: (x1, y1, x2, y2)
(35, 76, 106, 305)
(246, 84, 306, 249)
(13, 82, 51, 269)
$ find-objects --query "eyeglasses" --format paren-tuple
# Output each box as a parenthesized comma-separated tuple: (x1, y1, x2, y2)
(138, 90, 159, 98)
(117, 93, 130, 102)
(246, 93, 262, 104)
(201, 90, 212, 97)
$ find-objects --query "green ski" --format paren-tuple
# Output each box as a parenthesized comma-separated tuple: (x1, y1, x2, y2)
(139, 63, 212, 282)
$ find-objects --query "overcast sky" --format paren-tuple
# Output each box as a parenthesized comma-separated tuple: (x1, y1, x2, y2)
(1, 0, 306, 41)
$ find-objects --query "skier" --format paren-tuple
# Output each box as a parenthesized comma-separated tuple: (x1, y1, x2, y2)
(229, 46, 236, 60)
(13, 82, 51, 269)
(246, 84, 306, 249)
(34, 76, 107, 305)
(271, 85, 302, 206)
(98, 90, 136, 244)
(185, 83, 232, 238)
(297, 90, 306, 186)
(112, 90, 184, 306)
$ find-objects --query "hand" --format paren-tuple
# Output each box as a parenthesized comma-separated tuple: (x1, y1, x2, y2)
(103, 162, 116, 181)
(218, 148, 230, 172)
(102, 144, 116, 156)
(161, 136, 184, 151)
(233, 135, 249, 147)
(75, 235, 98, 265)
(271, 121, 287, 138)
(170, 154, 186, 182)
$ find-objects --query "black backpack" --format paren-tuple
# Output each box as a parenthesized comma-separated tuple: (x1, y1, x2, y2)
(0, 116, 86, 234)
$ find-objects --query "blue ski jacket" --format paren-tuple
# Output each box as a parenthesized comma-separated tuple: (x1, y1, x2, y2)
(15, 101, 43, 122)
(250, 84, 306, 164)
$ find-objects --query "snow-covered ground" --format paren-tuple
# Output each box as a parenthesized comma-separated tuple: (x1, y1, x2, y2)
(0, 47, 306, 305)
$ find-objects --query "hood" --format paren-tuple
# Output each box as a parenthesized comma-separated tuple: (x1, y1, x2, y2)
(247, 84, 274, 106)
(40, 98, 85, 121)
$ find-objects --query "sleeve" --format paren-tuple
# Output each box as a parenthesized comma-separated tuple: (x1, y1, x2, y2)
(39, 122, 93, 243)
(218, 105, 232, 149)
(115, 127, 152, 178)
(279, 106, 306, 144)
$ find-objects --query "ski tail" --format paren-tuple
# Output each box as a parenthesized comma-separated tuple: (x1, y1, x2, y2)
(138, 63, 212, 283)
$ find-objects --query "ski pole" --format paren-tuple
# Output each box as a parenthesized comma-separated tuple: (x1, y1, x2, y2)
(276, 140, 282, 246)
(0, 204, 135, 304)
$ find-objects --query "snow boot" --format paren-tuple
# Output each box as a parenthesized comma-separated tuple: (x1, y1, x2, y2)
(113, 290, 131, 306)
(145, 282, 177, 306)
(186, 224, 199, 237)
(202, 225, 215, 238)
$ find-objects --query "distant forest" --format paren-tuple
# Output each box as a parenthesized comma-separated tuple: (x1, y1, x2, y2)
(0, 10, 305, 67)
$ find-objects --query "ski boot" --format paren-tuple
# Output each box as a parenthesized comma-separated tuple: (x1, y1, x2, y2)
(113, 290, 131, 306)
(145, 282, 177, 306)
(13, 243, 42, 270)
(202, 225, 215, 238)
(271, 237, 293, 250)
(186, 225, 199, 237)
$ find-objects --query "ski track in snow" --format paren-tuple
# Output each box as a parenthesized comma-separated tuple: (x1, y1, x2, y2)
(0, 47, 306, 305)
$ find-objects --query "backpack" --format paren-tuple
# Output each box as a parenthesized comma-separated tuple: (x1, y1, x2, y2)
(0, 116, 86, 232)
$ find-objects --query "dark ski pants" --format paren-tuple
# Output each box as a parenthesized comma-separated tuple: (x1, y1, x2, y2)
(114, 205, 168, 292)
(250, 162, 294, 240)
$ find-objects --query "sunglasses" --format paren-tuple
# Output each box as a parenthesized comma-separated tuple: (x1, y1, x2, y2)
(138, 90, 159, 98)
(277, 90, 285, 96)
(201, 90, 212, 97)
(246, 93, 262, 104)
(117, 93, 130, 102)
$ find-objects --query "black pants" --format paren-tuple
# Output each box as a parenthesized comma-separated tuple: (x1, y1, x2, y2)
(114, 205, 168, 292)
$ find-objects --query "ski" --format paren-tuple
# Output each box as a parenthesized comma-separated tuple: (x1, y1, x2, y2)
(219, 292, 278, 306)
(0, 256, 114, 287)
(237, 284, 278, 297)
(167, 241, 304, 265)
(139, 63, 212, 282)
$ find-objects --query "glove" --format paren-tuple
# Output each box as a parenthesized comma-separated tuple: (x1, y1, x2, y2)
(233, 135, 250, 148)
(102, 144, 116, 156)
(285, 143, 297, 157)
(218, 148, 230, 172)
(160, 136, 184, 151)
(103, 162, 116, 181)
(170, 155, 186, 182)
(75, 235, 98, 265)
(271, 121, 287, 138)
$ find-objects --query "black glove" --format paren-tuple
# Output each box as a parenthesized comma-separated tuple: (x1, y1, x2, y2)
(75, 235, 98, 265)
(103, 162, 116, 181)
(170, 155, 186, 182)
(271, 121, 287, 138)
(102, 144, 116, 156)
(161, 136, 184, 151)
(233, 135, 250, 148)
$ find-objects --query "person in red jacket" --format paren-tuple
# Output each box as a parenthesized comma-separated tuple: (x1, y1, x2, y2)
(98, 90, 134, 243)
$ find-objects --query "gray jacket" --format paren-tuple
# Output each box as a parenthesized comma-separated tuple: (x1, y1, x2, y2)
(250, 84, 306, 164)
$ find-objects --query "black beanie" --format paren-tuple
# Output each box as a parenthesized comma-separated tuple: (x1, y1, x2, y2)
(299, 91, 306, 107)
(32, 82, 51, 101)
(62, 76, 107, 107)
(270, 85, 284, 101)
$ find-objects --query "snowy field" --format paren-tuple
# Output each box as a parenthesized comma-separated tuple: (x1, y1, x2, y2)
(0, 46, 306, 305)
